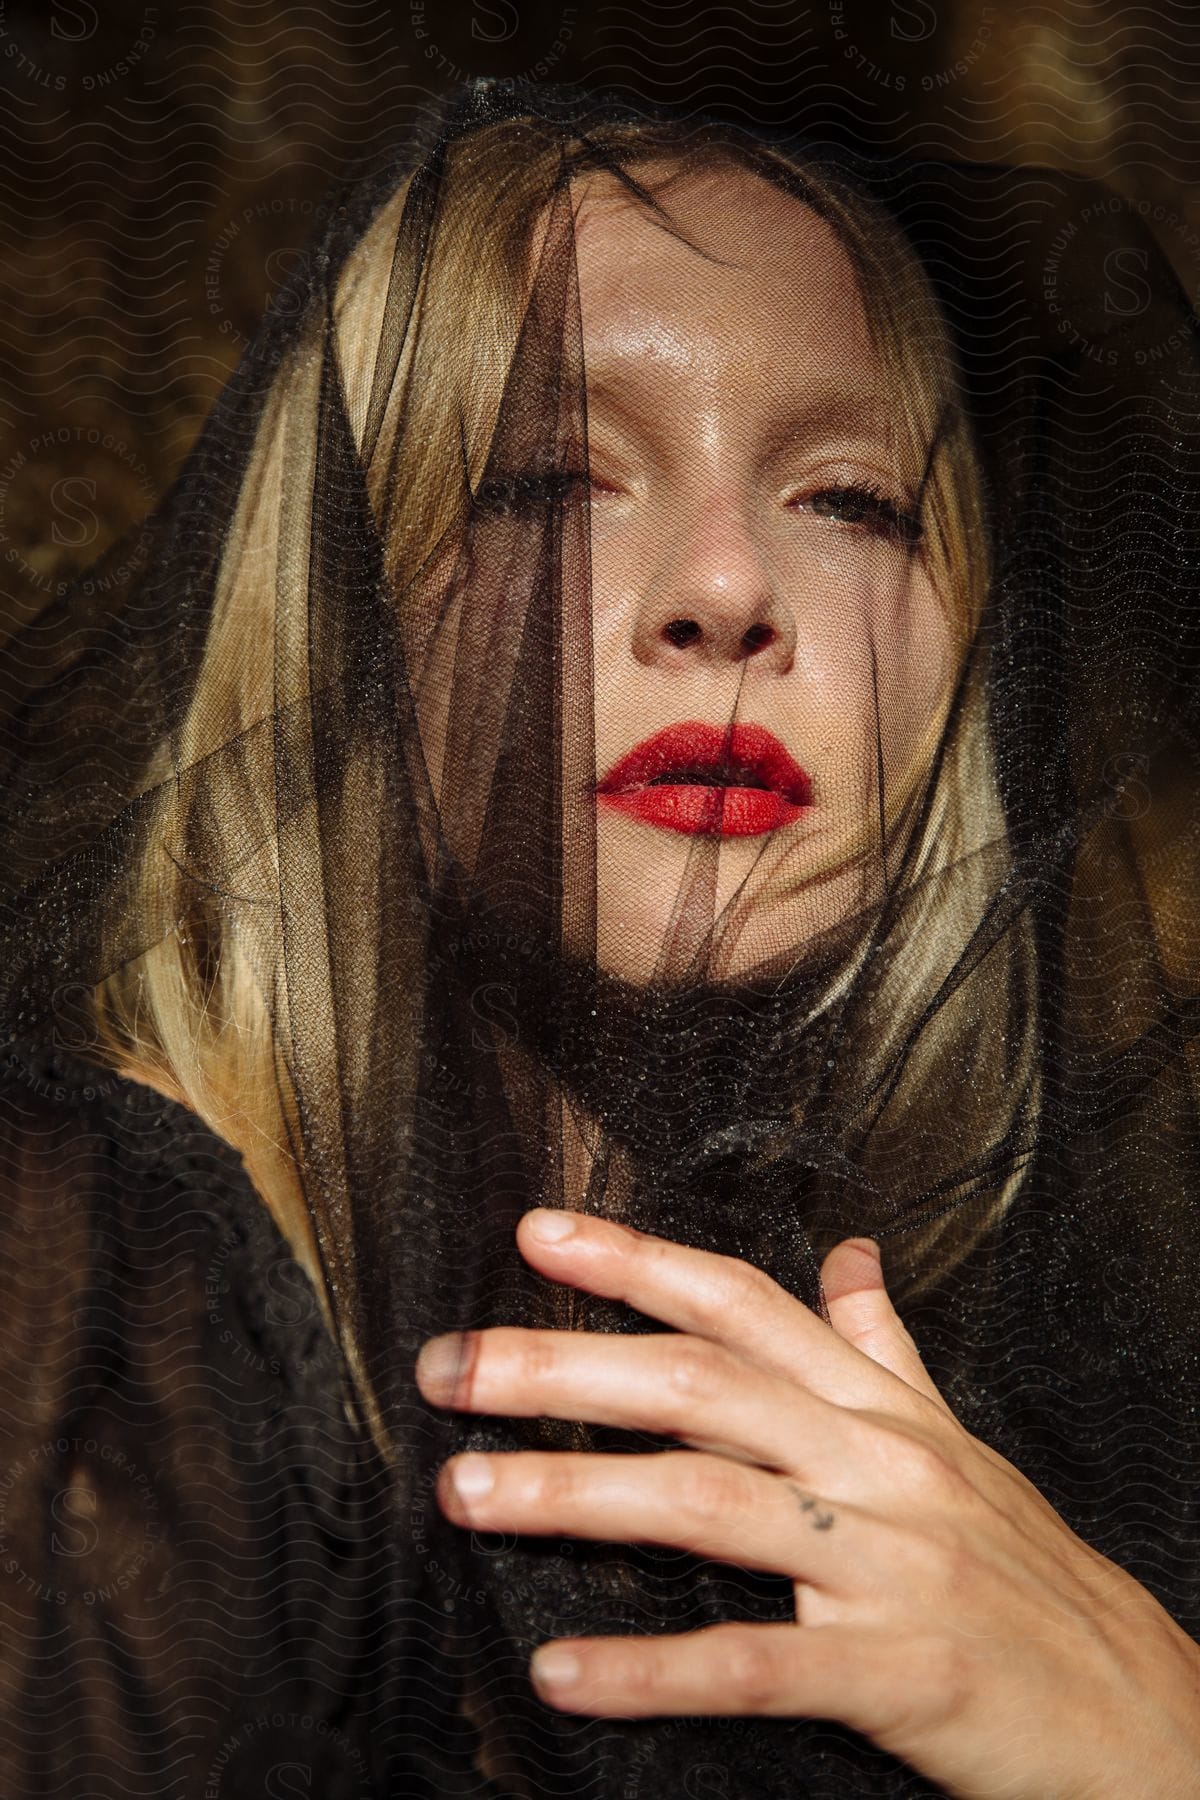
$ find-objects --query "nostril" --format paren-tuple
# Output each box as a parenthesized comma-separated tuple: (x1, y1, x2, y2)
(664, 618, 701, 647)
(742, 624, 775, 654)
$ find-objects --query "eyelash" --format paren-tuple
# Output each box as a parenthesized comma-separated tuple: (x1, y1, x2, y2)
(470, 468, 592, 517)
(470, 469, 924, 550)
(796, 482, 924, 550)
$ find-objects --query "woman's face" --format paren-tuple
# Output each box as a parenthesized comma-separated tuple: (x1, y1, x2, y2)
(567, 163, 956, 983)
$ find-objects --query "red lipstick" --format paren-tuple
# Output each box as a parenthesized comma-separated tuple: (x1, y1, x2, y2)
(595, 720, 813, 837)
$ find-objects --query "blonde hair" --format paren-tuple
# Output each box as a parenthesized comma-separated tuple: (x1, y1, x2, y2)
(89, 115, 1031, 1458)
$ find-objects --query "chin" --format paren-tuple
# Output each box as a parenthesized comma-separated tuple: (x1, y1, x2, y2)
(591, 803, 876, 985)
(591, 834, 803, 989)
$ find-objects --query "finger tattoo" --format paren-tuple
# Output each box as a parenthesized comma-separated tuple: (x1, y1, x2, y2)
(787, 1482, 835, 1530)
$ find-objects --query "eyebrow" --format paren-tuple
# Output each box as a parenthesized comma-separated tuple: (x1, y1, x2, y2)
(583, 369, 894, 447)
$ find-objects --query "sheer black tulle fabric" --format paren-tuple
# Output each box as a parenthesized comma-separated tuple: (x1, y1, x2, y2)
(3, 79, 1200, 1797)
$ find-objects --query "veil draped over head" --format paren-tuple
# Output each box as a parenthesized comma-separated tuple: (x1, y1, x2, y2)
(4, 78, 1200, 1797)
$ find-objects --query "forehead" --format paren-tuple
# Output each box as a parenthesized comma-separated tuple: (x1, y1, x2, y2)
(568, 164, 876, 394)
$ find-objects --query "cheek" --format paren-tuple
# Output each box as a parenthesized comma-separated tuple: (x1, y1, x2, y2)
(584, 517, 636, 643)
(870, 566, 956, 771)
(586, 530, 642, 749)
(779, 545, 954, 756)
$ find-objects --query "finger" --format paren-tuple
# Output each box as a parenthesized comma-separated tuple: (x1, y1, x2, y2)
(516, 1209, 910, 1412)
(415, 1326, 863, 1486)
(529, 1620, 935, 1745)
(438, 1448, 857, 1591)
(819, 1238, 952, 1412)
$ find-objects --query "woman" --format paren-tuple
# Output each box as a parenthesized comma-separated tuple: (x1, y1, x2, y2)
(2, 80, 1199, 1796)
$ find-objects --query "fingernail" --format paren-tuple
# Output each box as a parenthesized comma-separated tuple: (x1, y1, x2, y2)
(531, 1645, 580, 1687)
(526, 1209, 578, 1244)
(449, 1454, 494, 1502)
(416, 1332, 466, 1403)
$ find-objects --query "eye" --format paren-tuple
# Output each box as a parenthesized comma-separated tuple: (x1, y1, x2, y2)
(796, 483, 923, 550)
(469, 467, 599, 519)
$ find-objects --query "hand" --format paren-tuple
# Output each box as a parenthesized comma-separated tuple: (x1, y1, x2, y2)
(414, 1210, 1200, 1799)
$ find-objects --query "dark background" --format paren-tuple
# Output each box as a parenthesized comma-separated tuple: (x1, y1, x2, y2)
(3, 0, 1199, 626)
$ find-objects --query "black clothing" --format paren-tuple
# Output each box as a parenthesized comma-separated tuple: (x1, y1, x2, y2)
(0, 1040, 385, 1800)
(2, 1037, 1196, 1798)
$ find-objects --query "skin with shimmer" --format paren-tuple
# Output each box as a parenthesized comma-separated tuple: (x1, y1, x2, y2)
(414, 164, 1200, 1798)
(419, 1208, 1200, 1796)
(571, 164, 952, 982)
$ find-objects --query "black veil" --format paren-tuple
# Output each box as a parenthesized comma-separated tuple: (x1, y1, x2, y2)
(3, 77, 1200, 1797)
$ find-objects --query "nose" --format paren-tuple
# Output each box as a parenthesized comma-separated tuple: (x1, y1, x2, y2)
(629, 489, 795, 672)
